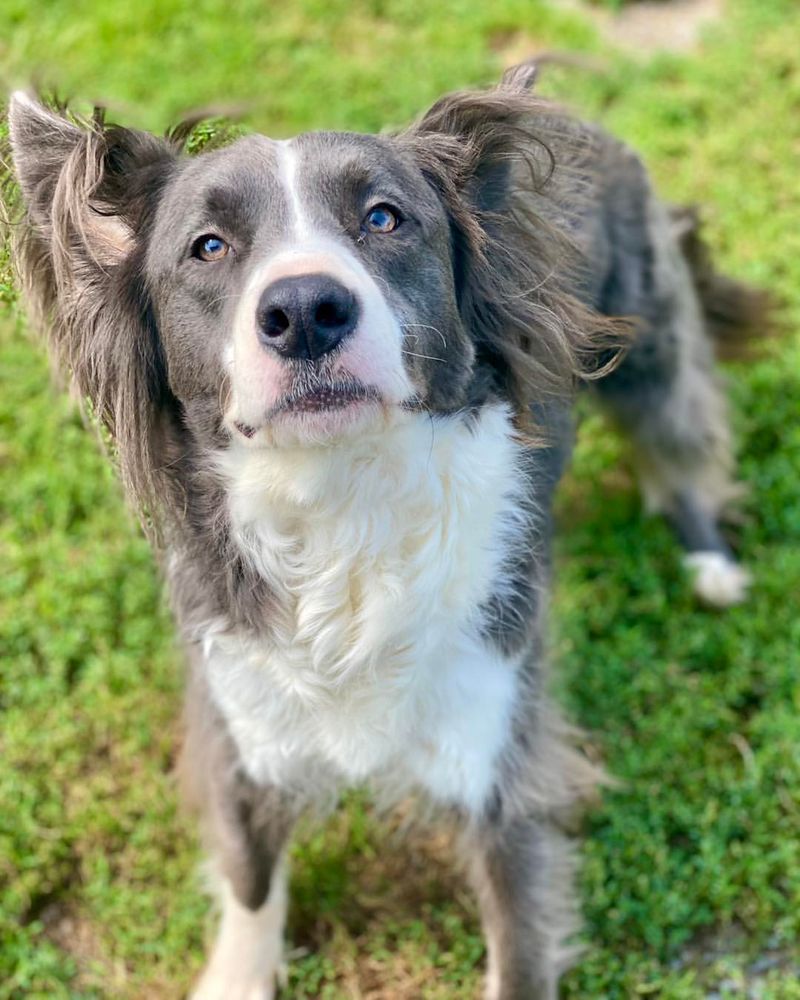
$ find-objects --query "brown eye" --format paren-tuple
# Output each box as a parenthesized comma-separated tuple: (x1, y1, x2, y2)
(362, 204, 400, 234)
(192, 234, 230, 261)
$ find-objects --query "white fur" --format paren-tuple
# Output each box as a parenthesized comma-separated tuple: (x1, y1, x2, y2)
(203, 404, 528, 813)
(684, 551, 751, 607)
(276, 140, 309, 240)
(191, 863, 288, 1000)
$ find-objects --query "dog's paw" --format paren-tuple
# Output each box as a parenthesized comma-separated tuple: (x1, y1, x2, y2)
(684, 551, 751, 607)
(189, 977, 275, 1000)
(189, 965, 280, 1000)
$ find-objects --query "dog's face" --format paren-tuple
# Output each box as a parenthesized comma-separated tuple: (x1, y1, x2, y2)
(8, 79, 596, 509)
(146, 132, 474, 447)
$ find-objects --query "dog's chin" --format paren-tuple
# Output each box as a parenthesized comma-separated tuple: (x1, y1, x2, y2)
(231, 387, 396, 448)
(272, 397, 386, 446)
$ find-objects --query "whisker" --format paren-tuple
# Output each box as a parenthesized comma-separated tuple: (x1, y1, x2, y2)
(401, 322, 448, 351)
(202, 289, 247, 310)
(401, 349, 446, 363)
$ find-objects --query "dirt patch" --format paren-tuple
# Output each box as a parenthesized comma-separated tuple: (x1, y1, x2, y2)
(489, 29, 551, 68)
(290, 807, 470, 941)
(288, 805, 484, 998)
(40, 900, 114, 987)
(490, 0, 725, 78)
(678, 921, 800, 998)
(557, 0, 725, 54)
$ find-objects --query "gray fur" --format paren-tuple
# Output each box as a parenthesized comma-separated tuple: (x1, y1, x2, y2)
(465, 818, 578, 1000)
(589, 162, 740, 534)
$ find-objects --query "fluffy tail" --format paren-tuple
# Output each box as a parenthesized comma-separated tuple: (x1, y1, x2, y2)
(670, 204, 774, 358)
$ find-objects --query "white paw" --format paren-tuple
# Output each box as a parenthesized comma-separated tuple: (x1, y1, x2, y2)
(190, 967, 277, 1000)
(684, 551, 751, 607)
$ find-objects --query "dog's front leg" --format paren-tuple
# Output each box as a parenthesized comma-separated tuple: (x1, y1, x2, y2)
(191, 855, 289, 1000)
(465, 815, 577, 1000)
(188, 763, 297, 1000)
(182, 670, 299, 1000)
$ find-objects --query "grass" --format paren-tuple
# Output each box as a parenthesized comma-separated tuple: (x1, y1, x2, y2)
(1, 0, 799, 996)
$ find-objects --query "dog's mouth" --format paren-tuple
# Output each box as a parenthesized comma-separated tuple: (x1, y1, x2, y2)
(271, 381, 380, 416)
(233, 380, 381, 439)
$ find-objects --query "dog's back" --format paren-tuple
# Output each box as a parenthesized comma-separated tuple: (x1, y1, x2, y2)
(501, 96, 763, 603)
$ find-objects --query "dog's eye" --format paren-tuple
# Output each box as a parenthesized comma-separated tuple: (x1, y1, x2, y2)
(192, 234, 231, 261)
(362, 204, 400, 234)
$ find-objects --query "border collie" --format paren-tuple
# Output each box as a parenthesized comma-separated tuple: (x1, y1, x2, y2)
(6, 63, 766, 999)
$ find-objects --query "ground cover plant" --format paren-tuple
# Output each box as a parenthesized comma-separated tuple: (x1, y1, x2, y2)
(1, 0, 799, 996)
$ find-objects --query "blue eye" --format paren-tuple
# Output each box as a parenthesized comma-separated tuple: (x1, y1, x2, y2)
(363, 204, 400, 234)
(193, 234, 230, 261)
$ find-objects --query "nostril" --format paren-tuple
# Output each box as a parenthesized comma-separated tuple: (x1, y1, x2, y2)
(263, 307, 291, 338)
(314, 299, 348, 329)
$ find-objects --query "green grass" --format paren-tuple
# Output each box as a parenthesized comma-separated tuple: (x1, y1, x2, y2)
(1, 0, 799, 996)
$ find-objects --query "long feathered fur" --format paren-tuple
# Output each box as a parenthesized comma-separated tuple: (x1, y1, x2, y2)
(670, 203, 774, 357)
(397, 67, 623, 427)
(2, 103, 186, 534)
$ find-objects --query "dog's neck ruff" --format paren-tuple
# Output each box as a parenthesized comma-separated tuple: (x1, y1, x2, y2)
(204, 405, 528, 809)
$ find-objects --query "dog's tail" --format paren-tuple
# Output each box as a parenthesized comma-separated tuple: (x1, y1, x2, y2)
(670, 204, 773, 358)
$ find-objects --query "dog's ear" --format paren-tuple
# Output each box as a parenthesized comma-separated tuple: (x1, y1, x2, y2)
(6, 94, 180, 530)
(499, 60, 539, 93)
(8, 93, 85, 219)
(398, 69, 616, 421)
(403, 61, 546, 214)
(9, 92, 175, 265)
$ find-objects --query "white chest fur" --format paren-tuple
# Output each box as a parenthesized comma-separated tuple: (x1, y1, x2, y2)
(204, 406, 528, 812)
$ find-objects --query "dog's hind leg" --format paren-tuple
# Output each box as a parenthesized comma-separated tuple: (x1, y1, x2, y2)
(181, 666, 299, 1000)
(597, 354, 751, 606)
(592, 186, 751, 606)
(596, 340, 750, 606)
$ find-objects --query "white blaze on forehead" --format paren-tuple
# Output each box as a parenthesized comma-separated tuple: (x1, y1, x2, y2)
(275, 139, 310, 241)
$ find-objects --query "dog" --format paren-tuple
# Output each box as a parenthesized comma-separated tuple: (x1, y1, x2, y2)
(6, 63, 766, 999)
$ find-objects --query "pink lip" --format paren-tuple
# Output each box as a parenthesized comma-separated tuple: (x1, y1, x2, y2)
(271, 383, 380, 416)
(233, 383, 381, 439)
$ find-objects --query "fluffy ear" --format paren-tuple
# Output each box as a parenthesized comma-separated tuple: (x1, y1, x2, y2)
(499, 60, 539, 93)
(6, 93, 180, 528)
(398, 68, 617, 421)
(8, 93, 85, 218)
(403, 60, 548, 213)
(9, 92, 176, 264)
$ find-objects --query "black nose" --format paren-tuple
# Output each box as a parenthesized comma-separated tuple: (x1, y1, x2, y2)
(256, 274, 359, 361)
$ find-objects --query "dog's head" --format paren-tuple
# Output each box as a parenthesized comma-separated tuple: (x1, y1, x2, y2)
(7, 69, 604, 521)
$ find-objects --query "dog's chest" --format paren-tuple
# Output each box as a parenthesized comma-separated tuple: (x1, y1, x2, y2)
(204, 407, 527, 810)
